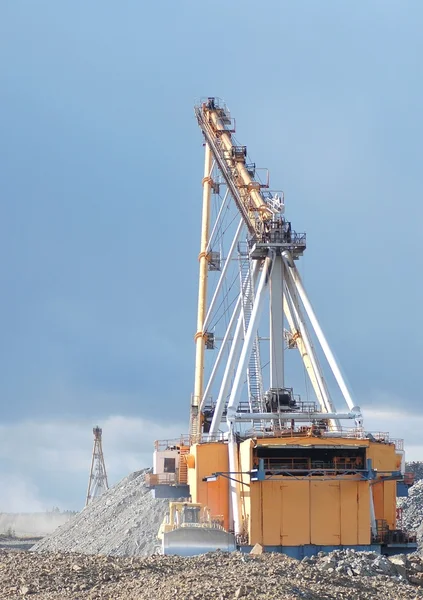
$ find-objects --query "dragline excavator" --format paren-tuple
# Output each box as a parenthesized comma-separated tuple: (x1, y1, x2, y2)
(146, 98, 416, 558)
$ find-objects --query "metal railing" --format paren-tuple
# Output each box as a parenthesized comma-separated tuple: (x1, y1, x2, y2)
(390, 438, 404, 450)
(154, 437, 191, 451)
(261, 456, 365, 473)
(145, 473, 176, 487)
(372, 519, 417, 544)
(248, 231, 307, 248)
(152, 430, 404, 448)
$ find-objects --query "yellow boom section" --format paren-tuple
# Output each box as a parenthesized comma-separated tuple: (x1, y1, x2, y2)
(195, 98, 274, 236)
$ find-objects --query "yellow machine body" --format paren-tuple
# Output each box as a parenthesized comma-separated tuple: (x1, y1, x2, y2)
(187, 435, 401, 548)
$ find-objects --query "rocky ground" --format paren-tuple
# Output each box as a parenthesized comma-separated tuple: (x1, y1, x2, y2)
(1, 548, 423, 599)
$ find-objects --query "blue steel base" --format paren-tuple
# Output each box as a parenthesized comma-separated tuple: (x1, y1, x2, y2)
(239, 543, 417, 558)
(239, 545, 381, 559)
(151, 485, 190, 499)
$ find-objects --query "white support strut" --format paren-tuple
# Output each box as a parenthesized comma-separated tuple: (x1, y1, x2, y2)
(226, 252, 275, 421)
(208, 261, 260, 435)
(228, 434, 242, 535)
(283, 288, 331, 413)
(284, 274, 340, 430)
(270, 255, 284, 389)
(282, 251, 357, 413)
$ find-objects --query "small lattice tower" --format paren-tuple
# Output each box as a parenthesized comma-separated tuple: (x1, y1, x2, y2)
(85, 426, 109, 506)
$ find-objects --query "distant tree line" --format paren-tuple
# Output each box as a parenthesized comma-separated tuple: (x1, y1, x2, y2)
(46, 507, 77, 515)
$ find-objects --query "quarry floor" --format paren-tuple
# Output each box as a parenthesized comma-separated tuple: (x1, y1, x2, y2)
(1, 549, 423, 600)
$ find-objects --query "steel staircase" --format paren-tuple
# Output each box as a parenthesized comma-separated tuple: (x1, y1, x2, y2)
(238, 247, 265, 428)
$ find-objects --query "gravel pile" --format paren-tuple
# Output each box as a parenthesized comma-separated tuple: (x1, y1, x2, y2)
(2, 549, 423, 599)
(31, 470, 169, 556)
(407, 462, 423, 482)
(398, 479, 423, 542)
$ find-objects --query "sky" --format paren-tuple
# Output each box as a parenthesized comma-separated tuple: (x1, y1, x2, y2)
(0, 1, 422, 511)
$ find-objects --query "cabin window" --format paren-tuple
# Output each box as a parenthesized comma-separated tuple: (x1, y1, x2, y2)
(164, 457, 176, 473)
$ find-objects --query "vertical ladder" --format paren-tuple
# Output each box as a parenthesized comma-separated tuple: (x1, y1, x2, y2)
(238, 246, 265, 422)
(178, 446, 190, 485)
(189, 400, 200, 444)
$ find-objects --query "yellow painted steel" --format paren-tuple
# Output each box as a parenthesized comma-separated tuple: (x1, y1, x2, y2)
(367, 442, 398, 529)
(192, 436, 399, 548)
(202, 104, 273, 234)
(340, 481, 360, 544)
(191, 143, 212, 440)
(383, 481, 396, 530)
(357, 482, 371, 543)
(245, 478, 372, 547)
(187, 442, 230, 531)
(310, 482, 341, 545)
(367, 441, 397, 470)
(158, 502, 204, 537)
(372, 481, 384, 522)
(280, 481, 310, 545)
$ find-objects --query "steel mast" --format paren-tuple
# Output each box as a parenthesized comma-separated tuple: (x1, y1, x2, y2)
(86, 426, 109, 506)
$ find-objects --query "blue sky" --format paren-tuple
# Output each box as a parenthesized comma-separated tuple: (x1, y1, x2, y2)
(0, 1, 422, 510)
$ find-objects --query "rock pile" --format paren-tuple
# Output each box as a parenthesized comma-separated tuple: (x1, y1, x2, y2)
(398, 479, 423, 542)
(407, 462, 423, 482)
(1, 548, 423, 600)
(31, 470, 169, 556)
(305, 548, 423, 581)
(307, 549, 398, 577)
